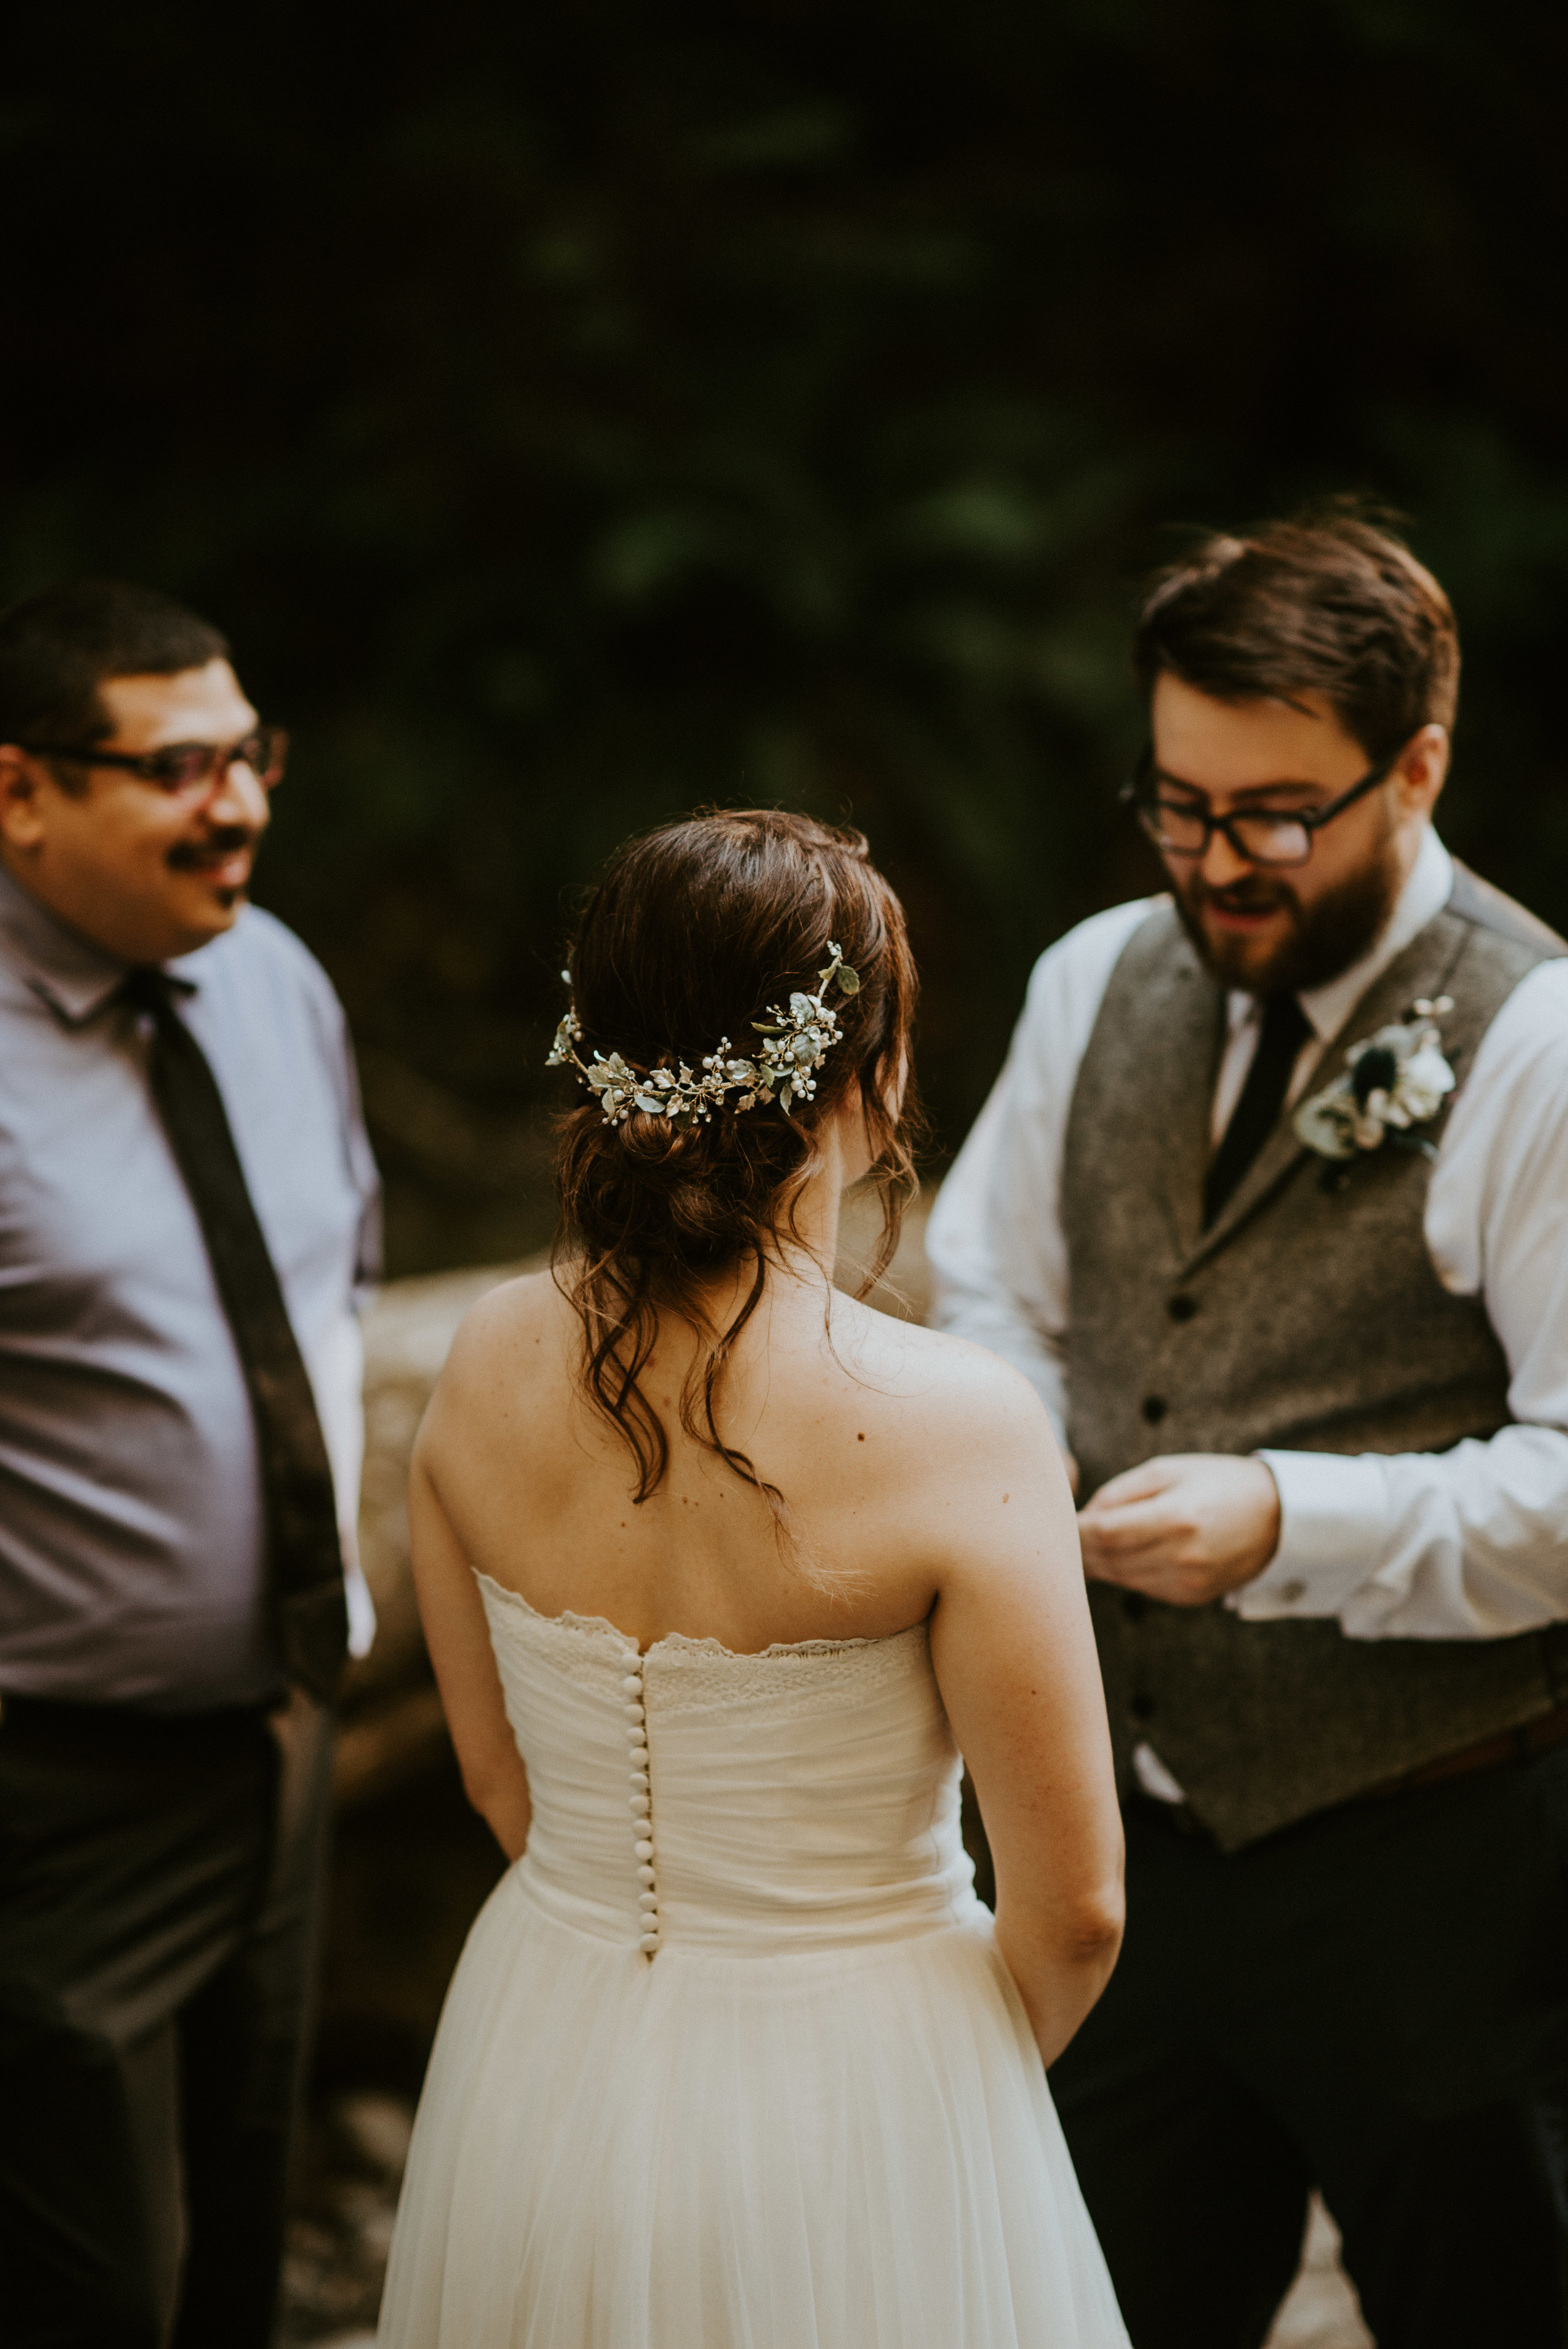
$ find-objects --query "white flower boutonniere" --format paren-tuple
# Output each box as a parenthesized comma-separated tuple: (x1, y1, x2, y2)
(1293, 997, 1457, 1164)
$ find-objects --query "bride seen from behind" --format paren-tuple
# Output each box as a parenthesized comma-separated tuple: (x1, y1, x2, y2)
(378, 810, 1130, 2348)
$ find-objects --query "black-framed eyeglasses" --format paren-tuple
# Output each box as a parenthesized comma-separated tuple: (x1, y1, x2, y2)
(1121, 746, 1395, 869)
(18, 726, 289, 797)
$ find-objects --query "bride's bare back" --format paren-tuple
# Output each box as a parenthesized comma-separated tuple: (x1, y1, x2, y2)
(418, 1254, 1029, 1657)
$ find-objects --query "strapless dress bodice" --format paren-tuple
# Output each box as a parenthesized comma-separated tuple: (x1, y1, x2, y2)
(477, 1572, 978, 1959)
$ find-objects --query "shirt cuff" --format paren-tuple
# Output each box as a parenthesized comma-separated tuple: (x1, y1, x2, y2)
(344, 1557, 378, 1659)
(1228, 1450, 1392, 1620)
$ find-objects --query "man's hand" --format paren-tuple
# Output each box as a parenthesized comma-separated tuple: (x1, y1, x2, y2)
(1076, 1453, 1281, 1606)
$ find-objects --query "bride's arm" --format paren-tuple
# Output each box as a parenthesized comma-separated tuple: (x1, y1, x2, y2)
(924, 1357, 1124, 2068)
(408, 1440, 533, 1862)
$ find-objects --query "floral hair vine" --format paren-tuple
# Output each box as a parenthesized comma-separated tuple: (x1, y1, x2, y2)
(546, 943, 861, 1127)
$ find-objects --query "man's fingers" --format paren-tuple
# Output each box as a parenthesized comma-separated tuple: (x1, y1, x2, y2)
(1078, 1455, 1274, 1608)
(1083, 1534, 1216, 1604)
(1083, 1546, 1158, 1590)
(1085, 1547, 1192, 1599)
(1078, 1497, 1193, 1555)
(1081, 1533, 1171, 1581)
(1081, 1455, 1187, 1512)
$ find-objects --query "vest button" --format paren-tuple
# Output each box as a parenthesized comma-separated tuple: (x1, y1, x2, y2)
(1167, 1294, 1198, 1322)
(1130, 1692, 1156, 1722)
(1122, 1594, 1148, 1623)
(1141, 1395, 1168, 1424)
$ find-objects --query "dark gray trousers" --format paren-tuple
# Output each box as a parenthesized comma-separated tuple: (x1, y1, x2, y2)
(1051, 1752, 1568, 2349)
(0, 1692, 333, 2349)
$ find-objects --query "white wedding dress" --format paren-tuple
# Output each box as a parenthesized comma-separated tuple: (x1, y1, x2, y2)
(377, 1572, 1130, 2348)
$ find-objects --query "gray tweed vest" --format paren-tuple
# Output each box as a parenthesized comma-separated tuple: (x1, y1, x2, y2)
(1062, 862, 1568, 1850)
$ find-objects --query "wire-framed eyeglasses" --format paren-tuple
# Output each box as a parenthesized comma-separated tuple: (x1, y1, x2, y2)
(19, 726, 289, 798)
(1121, 746, 1395, 869)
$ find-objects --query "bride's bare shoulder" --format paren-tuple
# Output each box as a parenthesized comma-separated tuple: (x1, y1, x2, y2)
(825, 1293, 1055, 1456)
(426, 1269, 575, 1423)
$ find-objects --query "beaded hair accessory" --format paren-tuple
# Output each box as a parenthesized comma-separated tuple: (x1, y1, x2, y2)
(548, 943, 861, 1126)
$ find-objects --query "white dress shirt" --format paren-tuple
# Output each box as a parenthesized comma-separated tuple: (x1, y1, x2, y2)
(926, 828, 1568, 1643)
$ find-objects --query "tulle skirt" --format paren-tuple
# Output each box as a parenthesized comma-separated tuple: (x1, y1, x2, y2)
(377, 1870, 1129, 2348)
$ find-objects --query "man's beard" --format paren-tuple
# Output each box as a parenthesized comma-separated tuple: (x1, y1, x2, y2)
(1171, 847, 1404, 996)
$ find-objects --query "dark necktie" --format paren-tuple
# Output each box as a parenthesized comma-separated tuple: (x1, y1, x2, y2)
(124, 968, 349, 1704)
(1202, 990, 1314, 1229)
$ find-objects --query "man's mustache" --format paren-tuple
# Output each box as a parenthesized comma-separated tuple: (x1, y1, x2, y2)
(166, 827, 258, 872)
(1183, 871, 1299, 920)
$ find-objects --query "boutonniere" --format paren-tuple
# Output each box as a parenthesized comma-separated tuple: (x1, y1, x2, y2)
(1293, 997, 1456, 1163)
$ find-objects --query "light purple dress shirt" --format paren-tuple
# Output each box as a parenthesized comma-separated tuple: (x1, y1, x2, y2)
(0, 864, 380, 1710)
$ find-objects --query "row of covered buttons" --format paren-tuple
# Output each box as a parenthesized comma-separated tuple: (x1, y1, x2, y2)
(624, 1661, 659, 1955)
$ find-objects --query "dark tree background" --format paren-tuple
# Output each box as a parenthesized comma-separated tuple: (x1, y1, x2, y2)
(5, 0, 1566, 1273)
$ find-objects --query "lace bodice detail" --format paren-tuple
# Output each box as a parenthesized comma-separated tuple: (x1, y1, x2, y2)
(494, 1587, 934, 1706)
(477, 1573, 977, 1959)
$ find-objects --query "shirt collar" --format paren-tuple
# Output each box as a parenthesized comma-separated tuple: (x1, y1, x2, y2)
(0, 861, 202, 1027)
(1226, 825, 1455, 1044)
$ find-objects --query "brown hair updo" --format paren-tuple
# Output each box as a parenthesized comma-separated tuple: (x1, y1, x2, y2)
(552, 808, 920, 1512)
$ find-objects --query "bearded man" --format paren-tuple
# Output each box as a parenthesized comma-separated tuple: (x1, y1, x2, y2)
(928, 511, 1568, 2348)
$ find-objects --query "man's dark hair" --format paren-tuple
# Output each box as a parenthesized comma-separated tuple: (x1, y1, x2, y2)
(1133, 506, 1459, 764)
(0, 579, 230, 793)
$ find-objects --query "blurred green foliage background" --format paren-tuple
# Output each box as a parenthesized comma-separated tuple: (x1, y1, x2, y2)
(4, 0, 1566, 1272)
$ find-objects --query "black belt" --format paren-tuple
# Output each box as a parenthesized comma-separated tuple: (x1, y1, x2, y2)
(1364, 1699, 1568, 1800)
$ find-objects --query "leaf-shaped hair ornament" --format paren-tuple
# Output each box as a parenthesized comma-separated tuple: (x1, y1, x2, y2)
(547, 944, 861, 1127)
